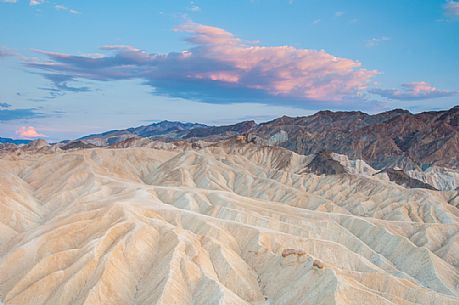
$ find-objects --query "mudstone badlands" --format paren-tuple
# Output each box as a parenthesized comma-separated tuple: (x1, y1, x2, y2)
(1, 106, 459, 305)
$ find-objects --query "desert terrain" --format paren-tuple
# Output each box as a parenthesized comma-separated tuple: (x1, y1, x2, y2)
(1, 140, 459, 305)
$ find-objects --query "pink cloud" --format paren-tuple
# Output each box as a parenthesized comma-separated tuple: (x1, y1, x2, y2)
(25, 22, 378, 104)
(409, 82, 440, 94)
(176, 22, 378, 101)
(371, 82, 458, 100)
(16, 126, 46, 138)
(176, 22, 241, 46)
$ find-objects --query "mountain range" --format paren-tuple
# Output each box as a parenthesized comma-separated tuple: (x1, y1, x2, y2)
(71, 105, 459, 170)
(0, 137, 31, 145)
(78, 121, 208, 146)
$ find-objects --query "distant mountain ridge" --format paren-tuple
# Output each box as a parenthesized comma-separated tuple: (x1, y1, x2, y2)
(61, 105, 459, 170)
(78, 120, 208, 146)
(77, 120, 257, 145)
(0, 137, 32, 145)
(184, 120, 256, 140)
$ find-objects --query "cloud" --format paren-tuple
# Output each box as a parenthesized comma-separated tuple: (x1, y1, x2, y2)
(1, 0, 17, 3)
(0, 102, 12, 108)
(189, 1, 200, 12)
(38, 74, 91, 98)
(366, 36, 390, 48)
(0, 47, 15, 57)
(16, 126, 45, 138)
(371, 82, 458, 100)
(30, 0, 44, 5)
(0, 108, 45, 121)
(55, 4, 80, 14)
(24, 22, 378, 107)
(445, 1, 459, 15)
(335, 11, 345, 17)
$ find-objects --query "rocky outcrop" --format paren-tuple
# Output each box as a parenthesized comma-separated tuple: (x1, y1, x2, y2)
(281, 249, 307, 257)
(302, 151, 347, 175)
(313, 259, 324, 269)
(380, 168, 438, 190)
(249, 105, 459, 170)
(61, 140, 97, 150)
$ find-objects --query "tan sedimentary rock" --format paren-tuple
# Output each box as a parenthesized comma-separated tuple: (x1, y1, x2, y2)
(0, 144, 459, 305)
(281, 249, 307, 257)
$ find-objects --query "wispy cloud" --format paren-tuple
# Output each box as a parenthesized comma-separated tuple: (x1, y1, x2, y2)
(371, 82, 458, 100)
(29, 0, 45, 6)
(55, 4, 80, 14)
(189, 1, 200, 12)
(3, 0, 80, 14)
(335, 11, 345, 17)
(0, 107, 45, 121)
(444, 1, 459, 15)
(366, 36, 390, 48)
(0, 47, 15, 57)
(23, 22, 378, 107)
(16, 126, 46, 138)
(38, 74, 91, 98)
(0, 102, 12, 108)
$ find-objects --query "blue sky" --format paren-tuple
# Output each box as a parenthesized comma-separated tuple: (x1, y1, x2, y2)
(0, 0, 458, 141)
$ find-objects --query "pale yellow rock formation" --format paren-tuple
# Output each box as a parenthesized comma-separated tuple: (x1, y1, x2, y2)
(0, 144, 459, 305)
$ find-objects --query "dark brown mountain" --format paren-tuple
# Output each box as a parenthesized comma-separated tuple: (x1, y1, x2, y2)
(248, 106, 459, 169)
(377, 169, 438, 191)
(61, 141, 97, 150)
(184, 120, 256, 140)
(300, 151, 347, 176)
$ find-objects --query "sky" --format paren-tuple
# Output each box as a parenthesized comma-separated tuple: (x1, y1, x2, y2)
(0, 0, 458, 142)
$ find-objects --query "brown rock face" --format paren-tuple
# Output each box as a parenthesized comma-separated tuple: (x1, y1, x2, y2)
(184, 120, 256, 140)
(250, 106, 459, 169)
(302, 151, 347, 175)
(382, 169, 438, 191)
(61, 141, 97, 150)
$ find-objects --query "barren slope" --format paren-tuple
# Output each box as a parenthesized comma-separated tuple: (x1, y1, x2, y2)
(1, 144, 459, 305)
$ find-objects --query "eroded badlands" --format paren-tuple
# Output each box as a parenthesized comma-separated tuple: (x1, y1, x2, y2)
(1, 144, 459, 305)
